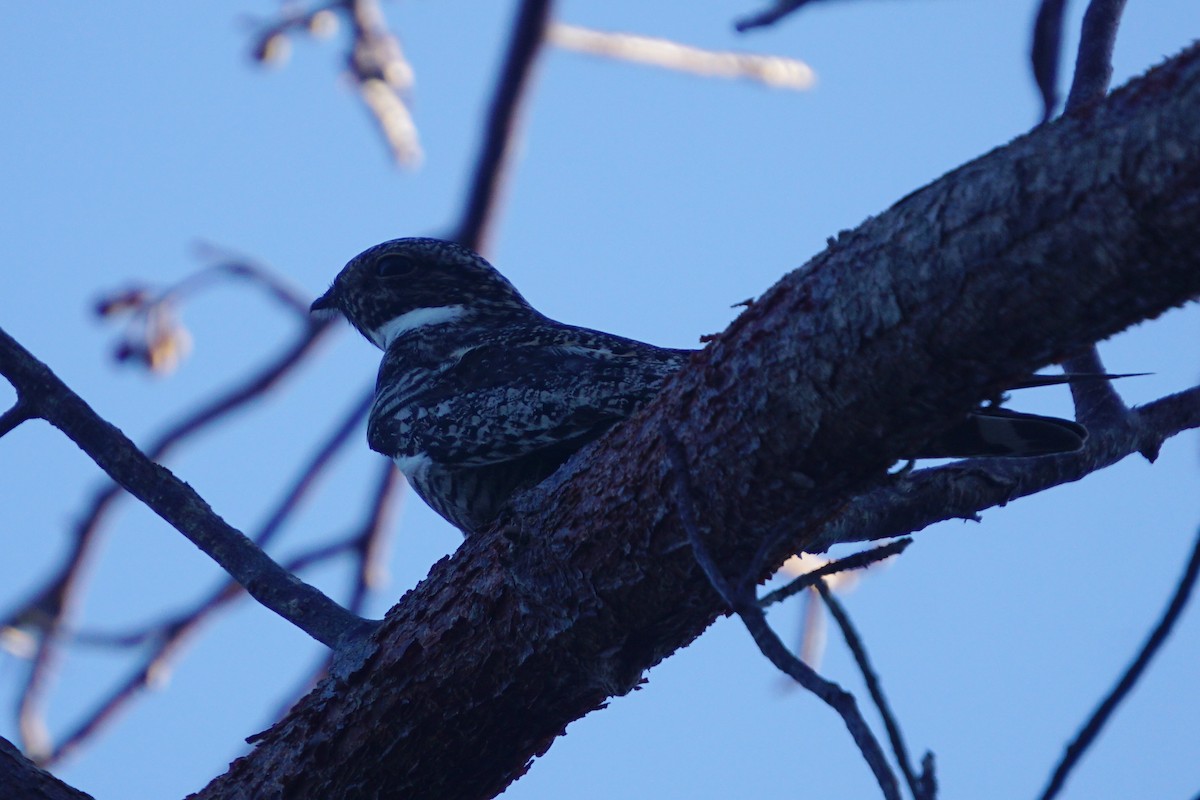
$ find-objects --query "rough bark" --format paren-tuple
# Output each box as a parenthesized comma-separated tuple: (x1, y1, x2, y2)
(0, 737, 95, 800)
(191, 43, 1200, 800)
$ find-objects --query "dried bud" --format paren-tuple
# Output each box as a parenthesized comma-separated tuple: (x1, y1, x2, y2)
(94, 286, 151, 318)
(1, 625, 37, 660)
(308, 9, 338, 39)
(113, 340, 142, 364)
(254, 32, 291, 66)
(143, 306, 193, 375)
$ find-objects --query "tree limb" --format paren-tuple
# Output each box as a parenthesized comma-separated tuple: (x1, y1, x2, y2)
(194, 43, 1200, 800)
(0, 736, 94, 800)
(0, 327, 372, 650)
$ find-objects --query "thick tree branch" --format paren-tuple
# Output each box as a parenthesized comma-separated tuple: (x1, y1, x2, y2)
(195, 44, 1200, 800)
(0, 327, 372, 650)
(0, 736, 94, 800)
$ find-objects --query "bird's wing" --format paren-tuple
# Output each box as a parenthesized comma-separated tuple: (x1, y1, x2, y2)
(368, 329, 690, 467)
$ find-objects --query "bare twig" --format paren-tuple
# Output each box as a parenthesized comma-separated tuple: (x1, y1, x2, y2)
(1058, 0, 1130, 432)
(0, 399, 34, 438)
(734, 0, 818, 33)
(549, 23, 814, 90)
(759, 538, 910, 608)
(818, 581, 933, 800)
(1038, 526, 1200, 800)
(454, 0, 554, 253)
(250, 0, 420, 165)
(663, 428, 901, 800)
(342, 458, 403, 614)
(189, 243, 317, 317)
(344, 0, 420, 165)
(1065, 0, 1128, 111)
(254, 388, 375, 551)
(263, 458, 402, 728)
(9, 314, 334, 756)
(249, 1, 341, 65)
(97, 250, 313, 373)
(1031, 0, 1069, 121)
(37, 388, 377, 761)
(48, 518, 389, 766)
(0, 326, 371, 649)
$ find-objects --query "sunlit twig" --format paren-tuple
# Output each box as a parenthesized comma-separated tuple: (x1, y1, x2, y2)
(549, 23, 815, 90)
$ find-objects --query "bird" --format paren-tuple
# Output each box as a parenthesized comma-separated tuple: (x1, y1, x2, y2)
(312, 237, 1094, 534)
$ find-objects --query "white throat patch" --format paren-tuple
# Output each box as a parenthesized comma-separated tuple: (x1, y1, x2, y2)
(368, 306, 466, 349)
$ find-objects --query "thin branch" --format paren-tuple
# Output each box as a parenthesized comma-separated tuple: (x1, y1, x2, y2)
(0, 326, 371, 649)
(250, 0, 419, 165)
(817, 581, 933, 800)
(0, 399, 34, 438)
(9, 315, 333, 755)
(47, 522, 385, 766)
(734, 0, 817, 33)
(49, 440, 397, 764)
(454, 0, 553, 253)
(97, 255, 314, 374)
(260, 458, 403, 731)
(1031, 0, 1069, 122)
(69, 387, 373, 649)
(1038, 525, 1200, 800)
(1065, 0, 1128, 111)
(549, 23, 815, 90)
(188, 243, 316, 317)
(342, 458, 404, 614)
(253, 388, 374, 551)
(344, 0, 420, 165)
(1058, 0, 1130, 427)
(759, 538, 910, 608)
(664, 428, 901, 800)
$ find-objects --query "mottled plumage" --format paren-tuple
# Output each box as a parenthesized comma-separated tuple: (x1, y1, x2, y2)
(312, 238, 688, 532)
(312, 238, 1090, 534)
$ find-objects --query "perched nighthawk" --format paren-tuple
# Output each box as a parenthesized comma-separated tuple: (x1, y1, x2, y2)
(312, 238, 1091, 534)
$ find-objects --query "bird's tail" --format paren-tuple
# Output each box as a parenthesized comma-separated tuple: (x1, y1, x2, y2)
(913, 371, 1146, 458)
(916, 407, 1088, 459)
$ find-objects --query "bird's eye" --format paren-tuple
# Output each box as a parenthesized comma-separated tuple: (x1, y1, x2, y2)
(376, 254, 420, 278)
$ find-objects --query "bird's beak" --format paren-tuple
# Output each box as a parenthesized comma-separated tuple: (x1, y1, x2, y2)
(310, 287, 338, 315)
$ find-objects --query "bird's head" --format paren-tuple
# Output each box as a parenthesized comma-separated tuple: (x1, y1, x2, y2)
(311, 238, 535, 350)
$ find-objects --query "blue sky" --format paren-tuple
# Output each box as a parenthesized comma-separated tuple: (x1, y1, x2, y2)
(2, 2, 1198, 798)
